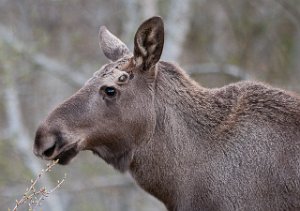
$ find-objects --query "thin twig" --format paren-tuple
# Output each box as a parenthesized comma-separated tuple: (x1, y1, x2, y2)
(10, 160, 66, 211)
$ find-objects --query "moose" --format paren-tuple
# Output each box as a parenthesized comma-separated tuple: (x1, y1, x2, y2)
(34, 16, 300, 211)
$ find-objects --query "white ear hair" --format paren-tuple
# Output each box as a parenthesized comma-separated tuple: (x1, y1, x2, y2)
(99, 26, 131, 61)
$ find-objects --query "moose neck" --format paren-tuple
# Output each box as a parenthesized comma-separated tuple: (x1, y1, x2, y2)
(130, 61, 235, 209)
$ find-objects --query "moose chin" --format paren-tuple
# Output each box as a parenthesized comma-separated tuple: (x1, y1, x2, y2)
(34, 16, 300, 211)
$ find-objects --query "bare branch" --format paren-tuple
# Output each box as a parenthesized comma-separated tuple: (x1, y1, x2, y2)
(3, 70, 65, 211)
(163, 0, 194, 61)
(140, 0, 158, 19)
(184, 63, 253, 80)
(0, 24, 85, 87)
(11, 160, 66, 211)
(1, 174, 133, 199)
(274, 0, 300, 29)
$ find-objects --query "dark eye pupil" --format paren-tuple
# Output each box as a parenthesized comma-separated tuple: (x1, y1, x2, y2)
(105, 87, 116, 97)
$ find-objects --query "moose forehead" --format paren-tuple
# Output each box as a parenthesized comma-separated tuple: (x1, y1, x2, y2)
(86, 56, 133, 84)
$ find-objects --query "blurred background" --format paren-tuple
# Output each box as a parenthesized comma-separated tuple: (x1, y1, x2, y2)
(0, 0, 299, 210)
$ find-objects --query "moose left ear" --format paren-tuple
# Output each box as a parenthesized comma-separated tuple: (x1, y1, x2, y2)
(134, 16, 164, 71)
(99, 26, 131, 62)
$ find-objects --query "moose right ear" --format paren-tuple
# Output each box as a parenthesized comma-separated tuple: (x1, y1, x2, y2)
(134, 16, 164, 71)
(99, 26, 131, 62)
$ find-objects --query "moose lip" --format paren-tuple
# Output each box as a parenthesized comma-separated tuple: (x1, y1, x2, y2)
(54, 143, 79, 165)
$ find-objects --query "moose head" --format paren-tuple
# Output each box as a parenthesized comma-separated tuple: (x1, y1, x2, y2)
(34, 16, 164, 172)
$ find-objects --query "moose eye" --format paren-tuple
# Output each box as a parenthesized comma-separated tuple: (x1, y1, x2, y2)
(104, 86, 116, 97)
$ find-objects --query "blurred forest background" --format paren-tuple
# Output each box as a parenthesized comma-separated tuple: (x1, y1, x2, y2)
(0, 0, 299, 210)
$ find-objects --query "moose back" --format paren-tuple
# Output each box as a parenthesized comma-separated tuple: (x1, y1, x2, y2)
(34, 17, 300, 211)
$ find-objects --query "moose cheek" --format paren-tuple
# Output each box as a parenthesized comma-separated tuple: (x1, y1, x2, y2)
(102, 104, 122, 119)
(104, 97, 117, 106)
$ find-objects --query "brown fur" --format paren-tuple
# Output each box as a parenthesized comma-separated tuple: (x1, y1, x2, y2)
(34, 17, 300, 211)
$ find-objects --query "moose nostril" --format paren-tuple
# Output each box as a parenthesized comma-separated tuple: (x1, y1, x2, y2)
(43, 143, 56, 158)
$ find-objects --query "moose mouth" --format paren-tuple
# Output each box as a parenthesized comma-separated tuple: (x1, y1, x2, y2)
(54, 143, 79, 165)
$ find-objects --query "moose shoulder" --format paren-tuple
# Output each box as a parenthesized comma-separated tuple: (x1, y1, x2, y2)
(34, 16, 300, 211)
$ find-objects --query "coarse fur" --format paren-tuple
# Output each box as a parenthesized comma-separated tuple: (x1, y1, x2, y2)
(34, 16, 300, 211)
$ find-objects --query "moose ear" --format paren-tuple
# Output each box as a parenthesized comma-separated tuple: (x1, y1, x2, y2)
(99, 26, 131, 62)
(134, 16, 164, 70)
